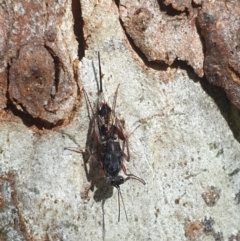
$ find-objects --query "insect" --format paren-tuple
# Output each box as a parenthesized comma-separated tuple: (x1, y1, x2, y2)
(68, 52, 145, 221)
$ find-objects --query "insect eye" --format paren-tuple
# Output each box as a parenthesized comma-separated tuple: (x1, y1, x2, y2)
(106, 177, 115, 186)
(116, 176, 124, 185)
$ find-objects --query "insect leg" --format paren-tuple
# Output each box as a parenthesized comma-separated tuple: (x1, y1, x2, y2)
(64, 147, 85, 153)
(112, 84, 120, 116)
(121, 138, 130, 162)
(119, 123, 141, 162)
(98, 51, 103, 93)
(82, 88, 95, 117)
(114, 117, 130, 161)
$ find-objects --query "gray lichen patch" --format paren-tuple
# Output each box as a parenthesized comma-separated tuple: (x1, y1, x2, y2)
(0, 176, 28, 241)
(201, 186, 221, 207)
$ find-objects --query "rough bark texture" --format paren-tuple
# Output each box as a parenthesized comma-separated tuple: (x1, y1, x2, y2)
(0, 0, 79, 128)
(163, 0, 192, 11)
(119, 0, 204, 77)
(1, 0, 240, 241)
(0, 9, 9, 109)
(197, 0, 240, 109)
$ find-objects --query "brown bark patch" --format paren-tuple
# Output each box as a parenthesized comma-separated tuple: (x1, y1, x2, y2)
(197, 0, 240, 109)
(119, 0, 204, 77)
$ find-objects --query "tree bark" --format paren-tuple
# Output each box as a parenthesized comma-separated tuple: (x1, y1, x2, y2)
(0, 0, 240, 240)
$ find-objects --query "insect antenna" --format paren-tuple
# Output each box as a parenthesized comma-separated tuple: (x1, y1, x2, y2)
(116, 185, 128, 222)
(124, 175, 146, 185)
